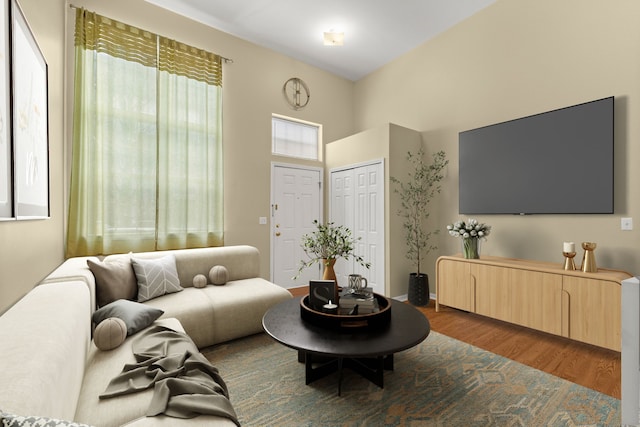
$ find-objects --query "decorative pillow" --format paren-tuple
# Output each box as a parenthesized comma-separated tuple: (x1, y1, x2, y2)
(87, 258, 137, 307)
(209, 265, 229, 286)
(131, 254, 182, 302)
(92, 299, 163, 336)
(93, 317, 127, 350)
(0, 412, 92, 427)
(193, 274, 208, 288)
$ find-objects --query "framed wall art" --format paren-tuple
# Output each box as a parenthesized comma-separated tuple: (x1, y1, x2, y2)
(11, 0, 49, 219)
(0, 0, 11, 219)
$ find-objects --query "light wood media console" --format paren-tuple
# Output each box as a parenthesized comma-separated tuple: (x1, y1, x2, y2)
(436, 255, 632, 351)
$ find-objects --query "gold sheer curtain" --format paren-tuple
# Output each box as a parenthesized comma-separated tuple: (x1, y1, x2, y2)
(156, 38, 223, 250)
(67, 9, 223, 257)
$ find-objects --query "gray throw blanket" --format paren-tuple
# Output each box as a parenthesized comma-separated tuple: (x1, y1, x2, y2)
(100, 325, 240, 426)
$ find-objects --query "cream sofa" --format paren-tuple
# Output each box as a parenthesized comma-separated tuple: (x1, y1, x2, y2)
(0, 245, 292, 427)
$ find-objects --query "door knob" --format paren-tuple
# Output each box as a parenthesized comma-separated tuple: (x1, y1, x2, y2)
(275, 232, 281, 236)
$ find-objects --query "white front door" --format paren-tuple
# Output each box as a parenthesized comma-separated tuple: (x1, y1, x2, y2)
(330, 160, 385, 295)
(271, 163, 323, 288)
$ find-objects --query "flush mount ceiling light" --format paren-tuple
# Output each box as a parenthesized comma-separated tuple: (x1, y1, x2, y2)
(323, 31, 344, 46)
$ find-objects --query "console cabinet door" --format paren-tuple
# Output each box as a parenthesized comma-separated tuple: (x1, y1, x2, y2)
(437, 259, 473, 311)
(472, 264, 511, 322)
(510, 270, 562, 335)
(562, 276, 621, 351)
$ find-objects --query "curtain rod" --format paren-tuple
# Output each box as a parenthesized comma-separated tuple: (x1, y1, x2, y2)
(68, 3, 234, 64)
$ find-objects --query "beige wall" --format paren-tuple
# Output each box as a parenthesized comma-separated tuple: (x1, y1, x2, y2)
(354, 0, 640, 283)
(0, 0, 355, 312)
(0, 0, 66, 312)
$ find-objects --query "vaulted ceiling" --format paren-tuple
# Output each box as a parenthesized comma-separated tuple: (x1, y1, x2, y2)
(145, 0, 496, 81)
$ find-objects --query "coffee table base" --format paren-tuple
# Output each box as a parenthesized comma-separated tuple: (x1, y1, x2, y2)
(299, 350, 394, 395)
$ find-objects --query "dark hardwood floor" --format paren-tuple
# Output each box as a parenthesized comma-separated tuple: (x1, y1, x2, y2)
(288, 286, 620, 399)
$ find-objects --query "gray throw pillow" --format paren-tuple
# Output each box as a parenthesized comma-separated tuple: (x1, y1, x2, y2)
(87, 258, 137, 308)
(92, 299, 163, 336)
(131, 254, 182, 302)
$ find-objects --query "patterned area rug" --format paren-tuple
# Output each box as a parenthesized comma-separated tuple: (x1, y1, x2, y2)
(203, 331, 620, 426)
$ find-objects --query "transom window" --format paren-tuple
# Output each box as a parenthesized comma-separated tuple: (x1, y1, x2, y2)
(272, 115, 322, 161)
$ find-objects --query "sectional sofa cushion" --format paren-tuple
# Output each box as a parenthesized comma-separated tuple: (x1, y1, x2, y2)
(200, 277, 291, 344)
(87, 259, 137, 308)
(140, 289, 216, 348)
(131, 255, 182, 302)
(92, 300, 163, 336)
(74, 318, 184, 427)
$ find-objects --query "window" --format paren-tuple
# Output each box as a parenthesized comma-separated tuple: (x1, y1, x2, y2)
(66, 9, 223, 257)
(272, 115, 321, 160)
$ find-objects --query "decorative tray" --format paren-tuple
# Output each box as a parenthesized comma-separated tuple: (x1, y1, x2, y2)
(300, 293, 391, 330)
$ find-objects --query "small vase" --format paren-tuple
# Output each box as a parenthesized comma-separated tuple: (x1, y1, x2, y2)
(462, 237, 480, 259)
(580, 242, 597, 273)
(322, 258, 337, 283)
(321, 259, 340, 303)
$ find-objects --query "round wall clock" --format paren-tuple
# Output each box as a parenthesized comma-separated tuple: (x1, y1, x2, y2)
(282, 77, 310, 110)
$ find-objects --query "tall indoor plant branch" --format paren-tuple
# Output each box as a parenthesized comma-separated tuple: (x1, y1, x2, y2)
(390, 148, 448, 275)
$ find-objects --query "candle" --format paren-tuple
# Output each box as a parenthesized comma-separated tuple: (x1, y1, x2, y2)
(563, 242, 575, 253)
(322, 300, 338, 314)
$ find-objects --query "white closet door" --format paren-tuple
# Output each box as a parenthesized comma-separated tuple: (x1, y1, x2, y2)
(330, 169, 354, 288)
(330, 161, 384, 295)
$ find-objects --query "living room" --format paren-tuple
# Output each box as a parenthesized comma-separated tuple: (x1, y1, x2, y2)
(0, 0, 638, 424)
(3, 0, 639, 314)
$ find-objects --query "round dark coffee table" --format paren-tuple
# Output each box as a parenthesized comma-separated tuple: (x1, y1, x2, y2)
(262, 297, 430, 395)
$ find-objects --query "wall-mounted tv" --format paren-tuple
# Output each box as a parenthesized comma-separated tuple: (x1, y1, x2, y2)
(459, 96, 614, 215)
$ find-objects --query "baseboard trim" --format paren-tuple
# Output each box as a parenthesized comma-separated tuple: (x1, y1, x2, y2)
(393, 293, 436, 302)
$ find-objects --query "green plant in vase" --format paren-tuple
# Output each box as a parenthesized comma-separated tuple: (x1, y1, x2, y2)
(390, 148, 448, 306)
(295, 220, 370, 286)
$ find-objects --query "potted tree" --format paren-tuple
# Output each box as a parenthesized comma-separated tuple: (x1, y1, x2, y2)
(390, 148, 448, 306)
(295, 219, 370, 287)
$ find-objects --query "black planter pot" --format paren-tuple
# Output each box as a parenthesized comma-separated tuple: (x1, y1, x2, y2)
(408, 273, 430, 307)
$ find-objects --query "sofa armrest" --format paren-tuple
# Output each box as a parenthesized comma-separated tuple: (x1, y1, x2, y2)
(41, 256, 100, 313)
(0, 281, 91, 420)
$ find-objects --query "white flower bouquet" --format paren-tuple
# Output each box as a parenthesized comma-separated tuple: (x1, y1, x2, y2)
(446, 218, 491, 259)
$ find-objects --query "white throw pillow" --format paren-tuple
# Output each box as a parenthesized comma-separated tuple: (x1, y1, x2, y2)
(131, 254, 182, 302)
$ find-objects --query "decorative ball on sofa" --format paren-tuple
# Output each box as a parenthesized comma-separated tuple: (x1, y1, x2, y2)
(193, 273, 208, 288)
(209, 265, 229, 286)
(94, 317, 127, 351)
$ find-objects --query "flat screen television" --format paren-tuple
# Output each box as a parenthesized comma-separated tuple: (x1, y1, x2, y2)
(459, 96, 614, 215)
